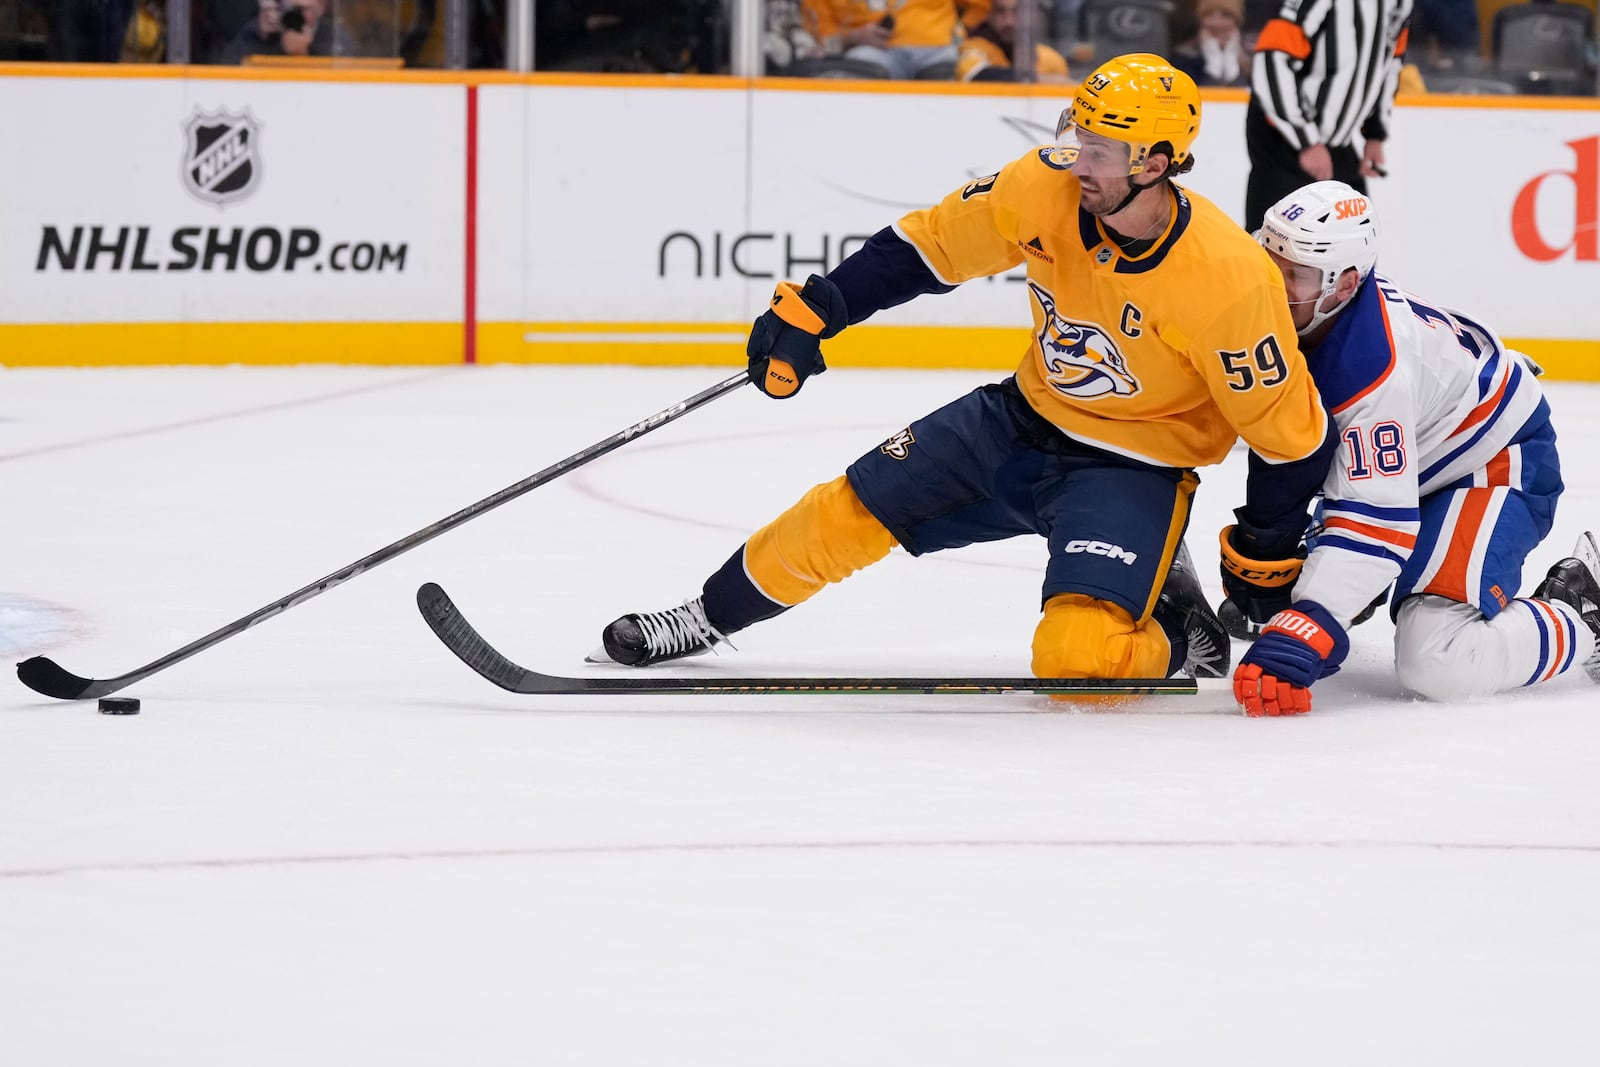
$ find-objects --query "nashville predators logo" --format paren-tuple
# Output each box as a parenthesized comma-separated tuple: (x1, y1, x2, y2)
(879, 428, 915, 460)
(1029, 282, 1140, 400)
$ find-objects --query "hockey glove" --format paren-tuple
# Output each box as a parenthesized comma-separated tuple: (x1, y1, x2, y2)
(747, 274, 848, 399)
(1233, 600, 1349, 717)
(1219, 512, 1307, 626)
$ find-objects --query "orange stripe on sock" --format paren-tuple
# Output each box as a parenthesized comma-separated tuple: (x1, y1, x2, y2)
(1532, 599, 1568, 682)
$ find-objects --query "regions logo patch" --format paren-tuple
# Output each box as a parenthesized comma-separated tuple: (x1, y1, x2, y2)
(1029, 281, 1140, 400)
(1020, 236, 1053, 264)
(182, 108, 261, 206)
(879, 428, 916, 460)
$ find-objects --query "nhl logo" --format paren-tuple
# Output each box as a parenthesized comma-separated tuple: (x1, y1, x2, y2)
(181, 108, 261, 206)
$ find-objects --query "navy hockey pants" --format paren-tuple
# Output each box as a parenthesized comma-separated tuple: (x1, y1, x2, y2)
(845, 379, 1197, 621)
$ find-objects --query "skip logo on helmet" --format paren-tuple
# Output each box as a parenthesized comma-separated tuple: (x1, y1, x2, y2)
(1334, 197, 1370, 219)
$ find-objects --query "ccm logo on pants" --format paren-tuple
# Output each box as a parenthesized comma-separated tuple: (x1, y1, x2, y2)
(1064, 540, 1138, 565)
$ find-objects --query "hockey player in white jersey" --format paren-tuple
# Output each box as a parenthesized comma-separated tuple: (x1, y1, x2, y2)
(1221, 180, 1600, 715)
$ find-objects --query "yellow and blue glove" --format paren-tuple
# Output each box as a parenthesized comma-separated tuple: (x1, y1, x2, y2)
(747, 274, 848, 399)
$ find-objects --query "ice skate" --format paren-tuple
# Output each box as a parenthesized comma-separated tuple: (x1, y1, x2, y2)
(1156, 540, 1230, 678)
(589, 596, 730, 667)
(1531, 531, 1600, 682)
(1217, 598, 1260, 642)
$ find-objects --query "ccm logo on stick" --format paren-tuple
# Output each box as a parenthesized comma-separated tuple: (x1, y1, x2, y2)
(1064, 539, 1138, 565)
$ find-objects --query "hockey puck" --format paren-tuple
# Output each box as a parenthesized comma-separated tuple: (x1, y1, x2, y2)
(97, 697, 141, 715)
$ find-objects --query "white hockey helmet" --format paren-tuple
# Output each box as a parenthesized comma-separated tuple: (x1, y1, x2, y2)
(1257, 181, 1380, 336)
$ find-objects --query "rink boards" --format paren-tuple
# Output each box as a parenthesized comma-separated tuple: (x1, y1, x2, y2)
(1, 65, 1597, 378)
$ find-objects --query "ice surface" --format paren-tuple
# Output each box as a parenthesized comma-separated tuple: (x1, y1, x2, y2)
(3, 365, 1599, 1065)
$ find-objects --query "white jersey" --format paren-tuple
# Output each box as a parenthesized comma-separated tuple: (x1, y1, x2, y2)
(1293, 272, 1550, 627)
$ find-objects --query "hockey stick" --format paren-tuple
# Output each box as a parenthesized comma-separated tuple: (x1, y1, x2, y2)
(17, 372, 752, 701)
(417, 582, 1198, 696)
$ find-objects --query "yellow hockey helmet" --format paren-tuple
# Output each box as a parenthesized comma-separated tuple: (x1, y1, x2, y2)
(1056, 54, 1202, 176)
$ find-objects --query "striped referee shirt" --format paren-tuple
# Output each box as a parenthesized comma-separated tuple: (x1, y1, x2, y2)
(1252, 0, 1413, 151)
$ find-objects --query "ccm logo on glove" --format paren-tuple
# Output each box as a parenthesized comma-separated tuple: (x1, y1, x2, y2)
(747, 274, 849, 399)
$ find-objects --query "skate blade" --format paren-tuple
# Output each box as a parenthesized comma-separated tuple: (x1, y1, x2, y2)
(584, 645, 618, 665)
(1575, 531, 1600, 575)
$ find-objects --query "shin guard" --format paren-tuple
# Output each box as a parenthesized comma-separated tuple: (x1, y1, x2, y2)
(703, 475, 897, 632)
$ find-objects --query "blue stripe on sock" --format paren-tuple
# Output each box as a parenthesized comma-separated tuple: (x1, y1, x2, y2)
(1523, 600, 1550, 688)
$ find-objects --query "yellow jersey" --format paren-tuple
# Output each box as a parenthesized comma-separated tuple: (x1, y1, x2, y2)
(803, 0, 990, 49)
(955, 35, 1069, 81)
(894, 146, 1328, 471)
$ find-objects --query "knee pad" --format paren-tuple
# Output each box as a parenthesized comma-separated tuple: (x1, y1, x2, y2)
(1032, 593, 1173, 679)
(743, 475, 896, 606)
(1393, 595, 1504, 702)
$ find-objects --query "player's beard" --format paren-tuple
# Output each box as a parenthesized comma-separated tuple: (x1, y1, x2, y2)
(1077, 175, 1131, 217)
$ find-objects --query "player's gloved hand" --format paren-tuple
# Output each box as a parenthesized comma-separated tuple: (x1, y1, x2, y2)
(747, 274, 848, 399)
(1233, 600, 1348, 717)
(1219, 511, 1307, 626)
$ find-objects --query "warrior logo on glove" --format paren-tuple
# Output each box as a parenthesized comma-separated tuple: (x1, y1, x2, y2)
(1233, 600, 1349, 717)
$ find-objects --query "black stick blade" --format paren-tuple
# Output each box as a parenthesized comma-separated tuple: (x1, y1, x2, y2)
(16, 656, 102, 700)
(417, 582, 532, 692)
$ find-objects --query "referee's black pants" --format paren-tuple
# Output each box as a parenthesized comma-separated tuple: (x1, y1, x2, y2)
(1244, 99, 1368, 232)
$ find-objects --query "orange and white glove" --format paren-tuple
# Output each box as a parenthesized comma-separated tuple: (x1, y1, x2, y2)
(1233, 601, 1348, 717)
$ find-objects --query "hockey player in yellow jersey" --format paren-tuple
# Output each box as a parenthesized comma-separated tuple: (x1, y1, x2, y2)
(598, 54, 1338, 685)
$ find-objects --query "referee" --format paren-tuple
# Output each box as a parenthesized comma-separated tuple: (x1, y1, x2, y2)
(1244, 0, 1414, 230)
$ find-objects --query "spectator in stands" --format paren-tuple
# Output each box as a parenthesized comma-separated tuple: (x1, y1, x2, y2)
(17, 0, 127, 61)
(224, 0, 353, 63)
(1171, 0, 1250, 86)
(956, 0, 1070, 81)
(536, 0, 723, 73)
(803, 0, 991, 78)
(767, 0, 829, 71)
(120, 0, 165, 63)
(1409, 0, 1478, 71)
